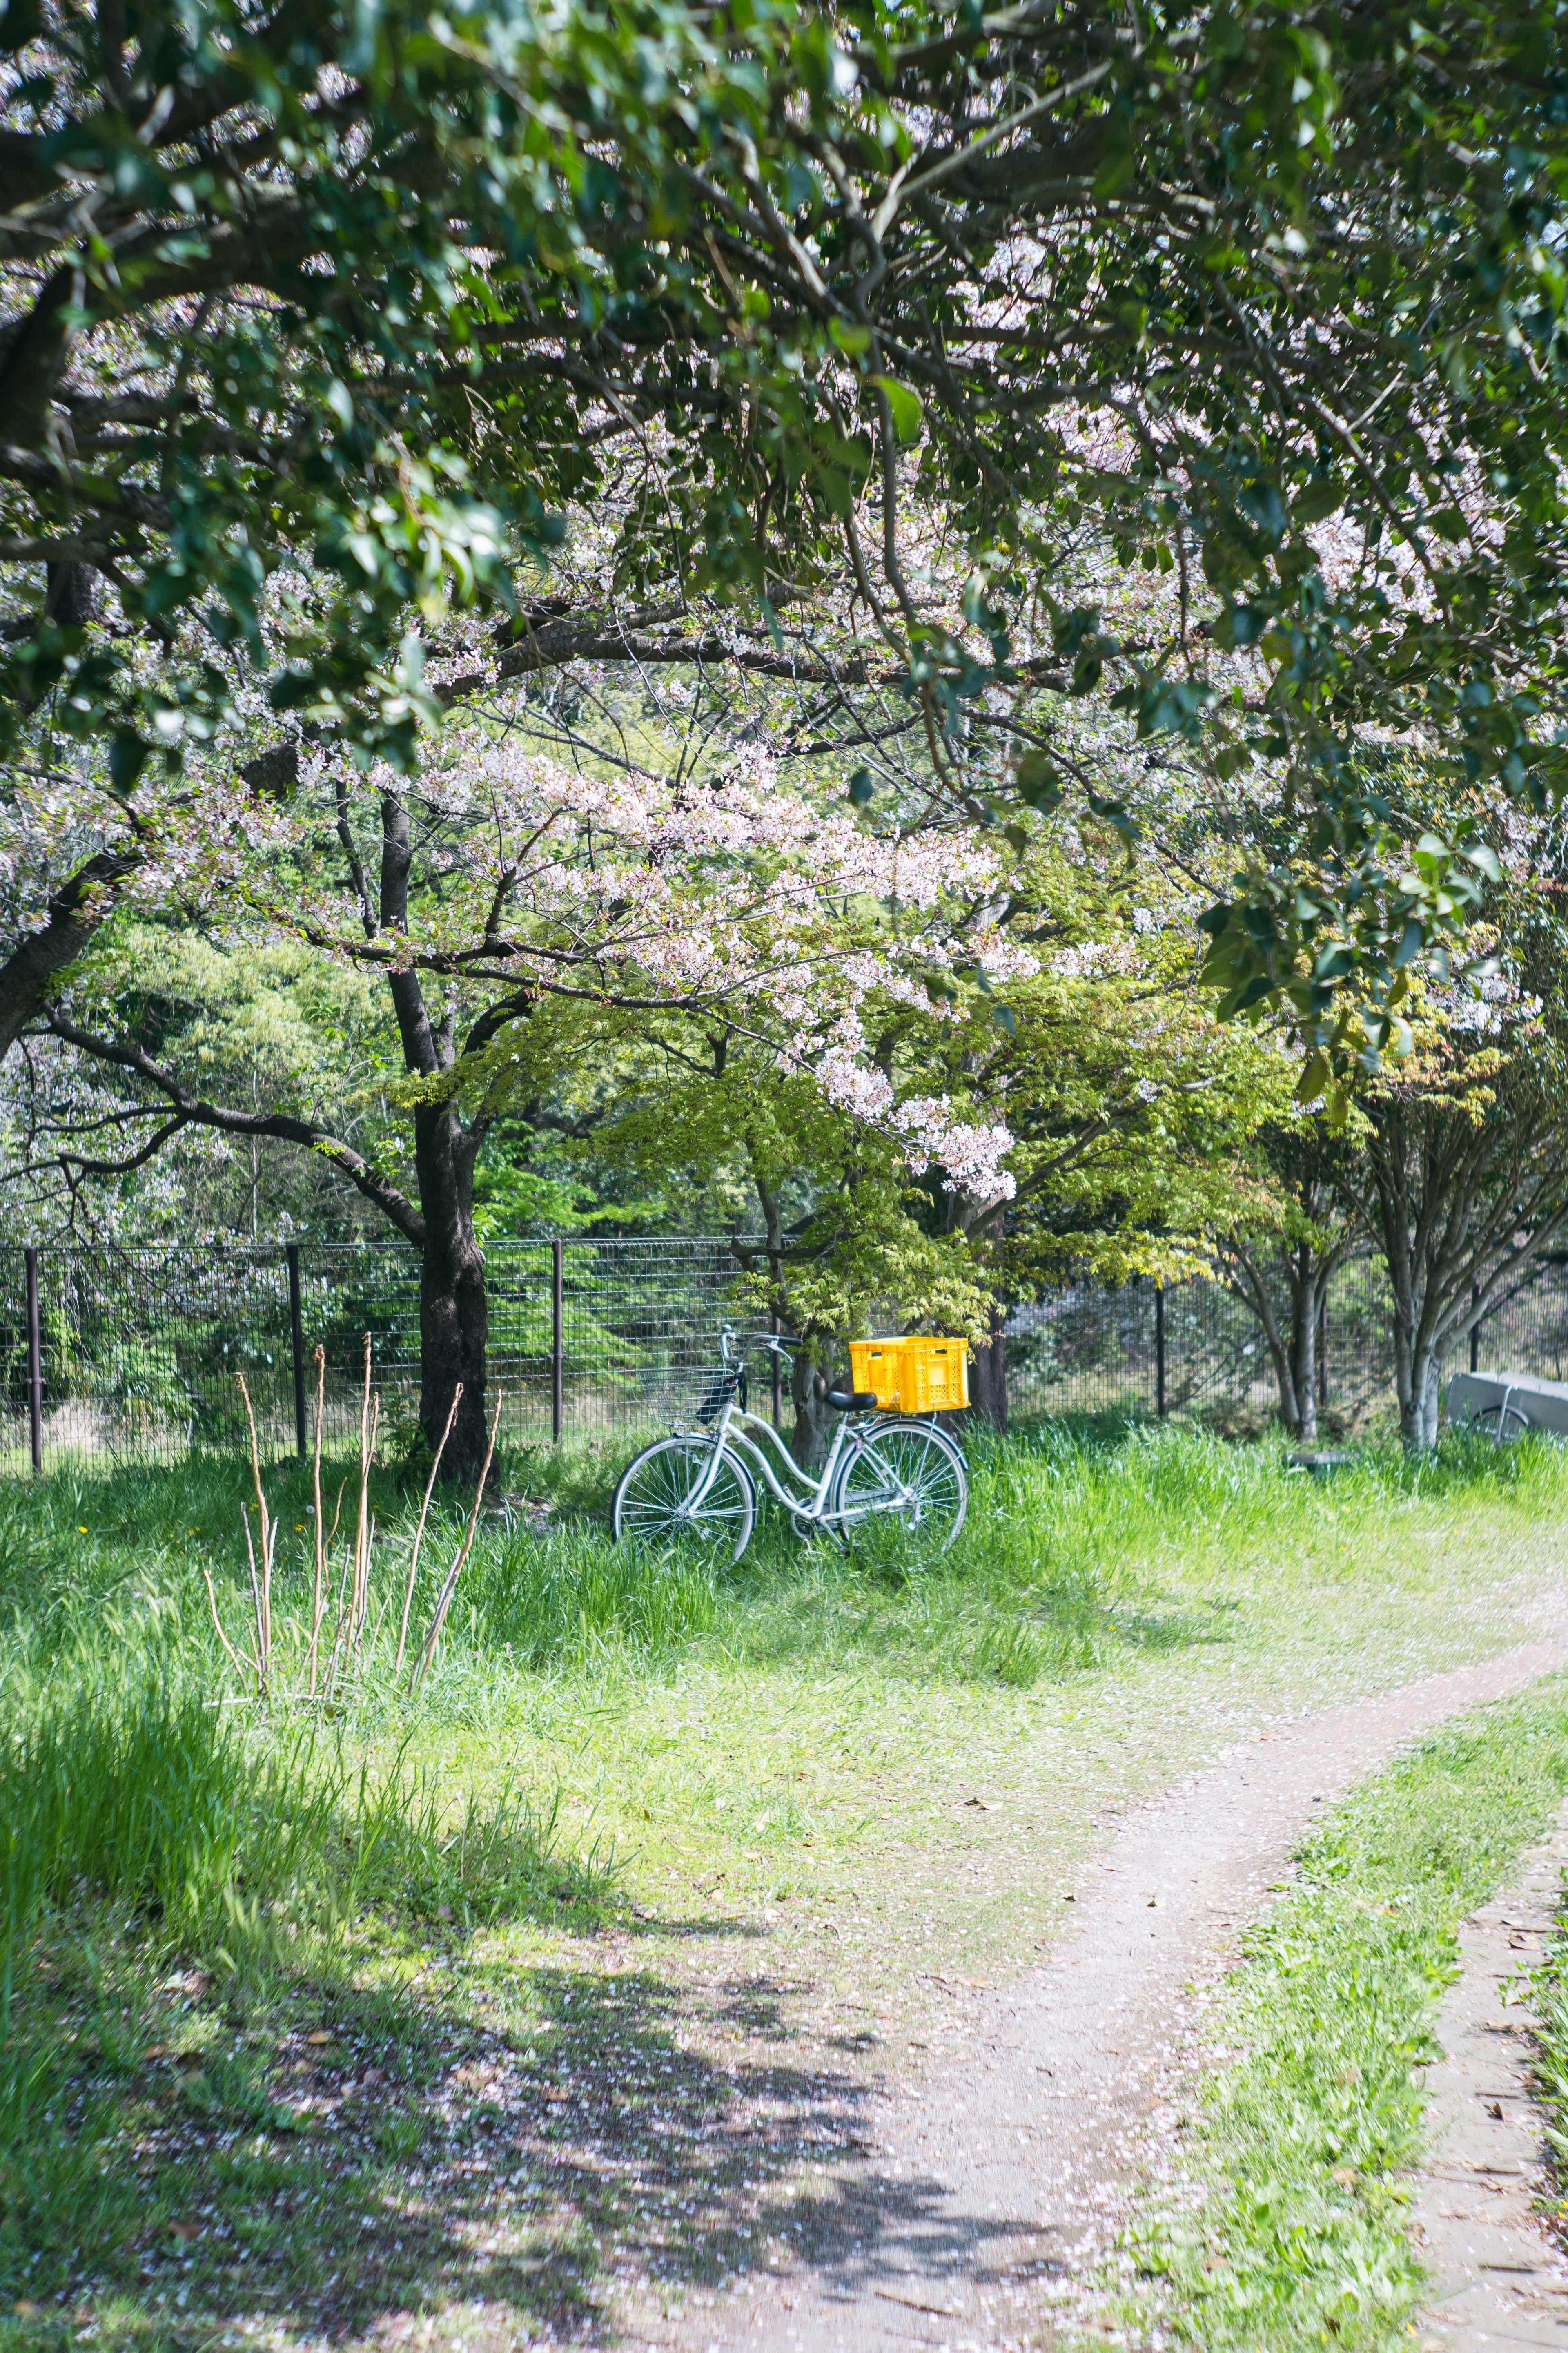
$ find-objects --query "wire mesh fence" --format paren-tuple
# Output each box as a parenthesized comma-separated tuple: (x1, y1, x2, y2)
(1007, 1257, 1568, 1429)
(2, 1234, 1568, 1475)
(0, 1237, 774, 1476)
(1007, 1260, 1394, 1427)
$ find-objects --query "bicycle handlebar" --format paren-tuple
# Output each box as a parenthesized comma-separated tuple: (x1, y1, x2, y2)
(720, 1323, 798, 1363)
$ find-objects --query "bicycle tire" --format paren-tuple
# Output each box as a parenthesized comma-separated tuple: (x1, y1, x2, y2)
(828, 1417, 968, 1561)
(612, 1436, 756, 1566)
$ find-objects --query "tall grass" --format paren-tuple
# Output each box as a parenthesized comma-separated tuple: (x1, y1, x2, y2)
(0, 1648, 336, 2013)
(0, 1633, 605, 2294)
(0, 1641, 603, 1981)
(4, 1418, 1567, 1711)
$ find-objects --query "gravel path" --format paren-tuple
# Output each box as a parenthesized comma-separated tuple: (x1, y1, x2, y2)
(670, 1636, 1568, 2353)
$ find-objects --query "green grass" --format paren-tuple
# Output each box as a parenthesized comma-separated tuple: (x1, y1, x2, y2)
(2, 1418, 1568, 2346)
(1114, 1681, 1568, 2353)
(1524, 1841, 1568, 2245)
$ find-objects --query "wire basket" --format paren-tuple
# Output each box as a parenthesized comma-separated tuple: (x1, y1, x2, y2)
(667, 1329, 778, 1427)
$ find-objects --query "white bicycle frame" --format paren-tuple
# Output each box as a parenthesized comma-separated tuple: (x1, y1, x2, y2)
(675, 1333, 927, 1528)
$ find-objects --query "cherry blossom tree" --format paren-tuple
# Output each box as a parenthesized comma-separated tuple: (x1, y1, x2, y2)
(22, 725, 1030, 1472)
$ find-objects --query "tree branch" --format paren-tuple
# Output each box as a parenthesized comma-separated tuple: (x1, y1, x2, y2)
(43, 1015, 427, 1246)
(0, 851, 141, 1063)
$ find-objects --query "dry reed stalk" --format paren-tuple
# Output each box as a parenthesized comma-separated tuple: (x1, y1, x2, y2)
(394, 1382, 463, 1675)
(350, 1335, 376, 1648)
(235, 1372, 274, 1680)
(308, 1343, 327, 1695)
(353, 1395, 380, 1644)
(240, 1508, 266, 1693)
(408, 1391, 503, 1694)
(323, 1537, 354, 1700)
(199, 1560, 255, 1683)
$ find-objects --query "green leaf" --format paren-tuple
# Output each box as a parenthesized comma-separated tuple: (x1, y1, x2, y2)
(870, 377, 924, 445)
(1294, 1051, 1330, 1103)
(1014, 751, 1063, 812)
(1092, 121, 1136, 198)
(109, 729, 150, 794)
(1292, 478, 1343, 526)
(991, 1004, 1018, 1035)
(846, 767, 876, 807)
(1237, 479, 1287, 544)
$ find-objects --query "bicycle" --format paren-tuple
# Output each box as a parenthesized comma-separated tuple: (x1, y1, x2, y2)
(611, 1327, 969, 1566)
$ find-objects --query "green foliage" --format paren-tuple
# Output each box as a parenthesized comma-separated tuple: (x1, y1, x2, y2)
(1529, 1876, 1568, 2239)
(8, 0, 1568, 1019)
(0, 1649, 335, 1994)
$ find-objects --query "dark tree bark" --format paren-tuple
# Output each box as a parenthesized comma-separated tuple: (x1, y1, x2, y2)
(968, 1316, 1008, 1433)
(411, 1095, 490, 1485)
(730, 1164, 842, 1469)
(947, 1193, 1007, 1432)
(1223, 1236, 1345, 1442)
(1220, 1122, 1367, 1442)
(0, 851, 140, 1060)
(372, 790, 507, 1482)
(1345, 1076, 1568, 1448)
(788, 1345, 837, 1472)
(33, 783, 525, 1483)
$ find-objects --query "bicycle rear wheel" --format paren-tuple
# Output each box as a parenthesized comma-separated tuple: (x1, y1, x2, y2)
(829, 1418, 968, 1561)
(612, 1436, 756, 1566)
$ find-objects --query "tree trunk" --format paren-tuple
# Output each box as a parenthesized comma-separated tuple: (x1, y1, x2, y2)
(790, 1345, 836, 1471)
(1392, 1298, 1422, 1445)
(1412, 1341, 1444, 1448)
(1287, 1251, 1319, 1445)
(412, 1098, 490, 1483)
(970, 1314, 1007, 1433)
(1221, 1248, 1300, 1435)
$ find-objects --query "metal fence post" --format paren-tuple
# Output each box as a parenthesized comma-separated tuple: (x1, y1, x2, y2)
(24, 1245, 42, 1476)
(286, 1243, 307, 1457)
(1155, 1281, 1167, 1419)
(1319, 1292, 1329, 1410)
(771, 1313, 783, 1427)
(1470, 1278, 1481, 1372)
(551, 1238, 564, 1442)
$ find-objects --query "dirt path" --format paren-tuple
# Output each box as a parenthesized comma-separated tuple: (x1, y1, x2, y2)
(1412, 1809, 1568, 2349)
(660, 1636, 1568, 2353)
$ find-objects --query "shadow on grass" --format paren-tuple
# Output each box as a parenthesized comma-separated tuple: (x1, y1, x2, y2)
(60, 1933, 938, 2349)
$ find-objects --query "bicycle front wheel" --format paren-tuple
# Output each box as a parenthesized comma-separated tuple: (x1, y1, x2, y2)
(829, 1418, 968, 1561)
(612, 1437, 756, 1566)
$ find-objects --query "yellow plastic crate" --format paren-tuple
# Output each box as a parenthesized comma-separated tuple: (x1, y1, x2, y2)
(849, 1336, 970, 1413)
